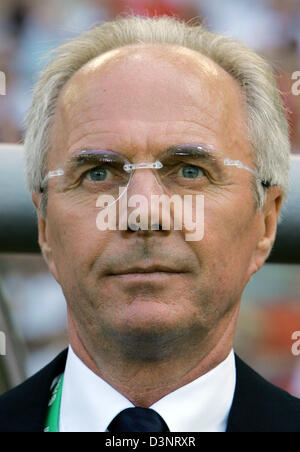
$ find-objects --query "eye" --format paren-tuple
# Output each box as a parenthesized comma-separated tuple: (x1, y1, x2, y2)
(85, 166, 112, 182)
(178, 165, 205, 179)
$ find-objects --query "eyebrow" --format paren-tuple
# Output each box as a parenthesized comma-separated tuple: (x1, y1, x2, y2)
(64, 144, 224, 173)
(164, 144, 226, 176)
(64, 149, 128, 172)
(165, 144, 220, 158)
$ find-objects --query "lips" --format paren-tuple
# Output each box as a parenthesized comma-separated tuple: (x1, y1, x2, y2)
(109, 264, 186, 276)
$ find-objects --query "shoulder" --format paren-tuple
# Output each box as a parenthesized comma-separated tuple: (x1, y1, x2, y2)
(227, 354, 300, 432)
(0, 349, 68, 432)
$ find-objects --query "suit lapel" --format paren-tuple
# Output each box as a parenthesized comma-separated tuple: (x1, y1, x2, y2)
(226, 354, 296, 432)
(226, 354, 259, 432)
(0, 349, 68, 432)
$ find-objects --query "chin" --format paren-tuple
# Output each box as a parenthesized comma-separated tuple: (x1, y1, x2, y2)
(100, 310, 204, 363)
(114, 328, 183, 363)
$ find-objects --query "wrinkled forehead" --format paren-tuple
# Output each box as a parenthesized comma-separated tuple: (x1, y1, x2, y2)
(51, 43, 250, 166)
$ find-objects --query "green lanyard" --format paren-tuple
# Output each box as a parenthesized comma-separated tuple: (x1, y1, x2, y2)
(44, 374, 64, 432)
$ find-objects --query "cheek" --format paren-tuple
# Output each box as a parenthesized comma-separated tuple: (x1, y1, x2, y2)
(46, 199, 110, 277)
(192, 193, 259, 283)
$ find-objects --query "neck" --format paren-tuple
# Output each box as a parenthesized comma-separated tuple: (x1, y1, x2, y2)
(68, 306, 239, 407)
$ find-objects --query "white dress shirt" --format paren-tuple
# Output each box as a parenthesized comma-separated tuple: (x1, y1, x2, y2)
(59, 346, 236, 432)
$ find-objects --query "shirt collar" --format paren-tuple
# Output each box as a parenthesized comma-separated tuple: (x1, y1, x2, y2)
(60, 346, 236, 432)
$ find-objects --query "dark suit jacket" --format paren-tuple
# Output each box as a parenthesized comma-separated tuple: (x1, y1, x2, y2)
(0, 350, 299, 432)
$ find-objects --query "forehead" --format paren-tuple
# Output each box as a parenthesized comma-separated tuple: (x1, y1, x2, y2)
(51, 43, 250, 164)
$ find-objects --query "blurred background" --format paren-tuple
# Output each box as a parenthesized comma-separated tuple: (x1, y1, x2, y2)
(0, 0, 300, 397)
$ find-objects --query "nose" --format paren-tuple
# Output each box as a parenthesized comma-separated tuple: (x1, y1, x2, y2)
(120, 167, 172, 234)
(127, 168, 165, 198)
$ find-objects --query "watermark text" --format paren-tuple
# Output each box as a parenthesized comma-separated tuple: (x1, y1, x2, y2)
(292, 71, 300, 96)
(0, 331, 6, 356)
(0, 71, 6, 95)
(291, 331, 300, 356)
(96, 190, 205, 241)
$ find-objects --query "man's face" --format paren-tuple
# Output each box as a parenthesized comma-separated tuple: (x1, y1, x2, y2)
(40, 45, 273, 360)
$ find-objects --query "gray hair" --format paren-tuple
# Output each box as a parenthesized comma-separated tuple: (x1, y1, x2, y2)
(24, 15, 290, 216)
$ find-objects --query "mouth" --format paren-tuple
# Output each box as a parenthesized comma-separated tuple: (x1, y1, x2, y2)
(108, 264, 187, 278)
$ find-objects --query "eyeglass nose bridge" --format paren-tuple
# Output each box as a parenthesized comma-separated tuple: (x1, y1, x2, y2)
(123, 160, 167, 198)
(123, 160, 163, 173)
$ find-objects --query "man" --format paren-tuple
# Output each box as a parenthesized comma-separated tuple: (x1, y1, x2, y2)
(0, 15, 299, 432)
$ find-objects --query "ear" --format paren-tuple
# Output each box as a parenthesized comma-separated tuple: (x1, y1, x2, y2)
(32, 191, 59, 282)
(251, 186, 283, 274)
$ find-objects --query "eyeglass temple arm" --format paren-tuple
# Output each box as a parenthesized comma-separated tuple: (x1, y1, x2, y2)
(223, 158, 271, 187)
(40, 169, 64, 192)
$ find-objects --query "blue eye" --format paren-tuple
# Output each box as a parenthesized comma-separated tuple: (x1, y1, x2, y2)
(179, 165, 204, 179)
(88, 167, 109, 181)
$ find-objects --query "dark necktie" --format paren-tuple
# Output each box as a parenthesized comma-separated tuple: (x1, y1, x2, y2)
(107, 407, 170, 432)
